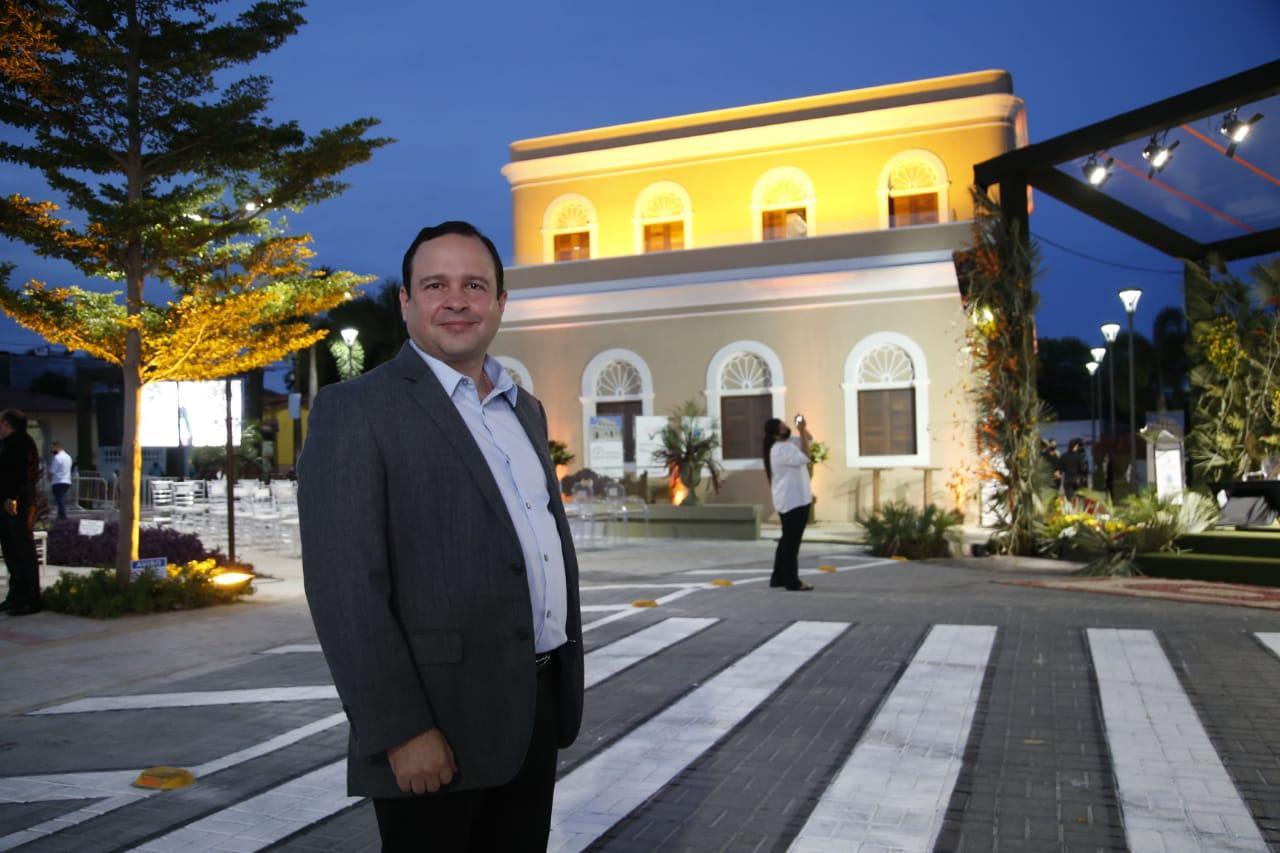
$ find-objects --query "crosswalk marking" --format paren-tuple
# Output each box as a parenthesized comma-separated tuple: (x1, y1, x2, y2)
(1257, 632, 1280, 660)
(548, 620, 849, 853)
(0, 713, 346, 851)
(30, 685, 338, 715)
(114, 618, 723, 852)
(1088, 628, 1268, 852)
(260, 643, 322, 654)
(788, 624, 997, 852)
(581, 586, 703, 633)
(586, 617, 717, 688)
(130, 761, 354, 853)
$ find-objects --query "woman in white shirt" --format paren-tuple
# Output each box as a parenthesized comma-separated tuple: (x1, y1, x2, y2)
(764, 416, 814, 591)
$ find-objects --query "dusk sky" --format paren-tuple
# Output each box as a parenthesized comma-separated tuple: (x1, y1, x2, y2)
(2, 0, 1278, 390)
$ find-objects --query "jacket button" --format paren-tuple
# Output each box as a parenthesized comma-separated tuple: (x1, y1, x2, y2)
(510, 562, 523, 576)
(515, 626, 531, 641)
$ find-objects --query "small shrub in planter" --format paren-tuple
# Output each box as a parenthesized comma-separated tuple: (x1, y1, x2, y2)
(46, 519, 223, 568)
(858, 501, 963, 560)
(42, 559, 253, 618)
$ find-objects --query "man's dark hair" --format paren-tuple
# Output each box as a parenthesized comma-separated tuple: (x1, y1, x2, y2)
(1, 409, 28, 432)
(401, 220, 504, 297)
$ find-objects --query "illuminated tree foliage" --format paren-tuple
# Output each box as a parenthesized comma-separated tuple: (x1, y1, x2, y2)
(0, 0, 391, 582)
(1186, 258, 1280, 480)
(960, 190, 1050, 555)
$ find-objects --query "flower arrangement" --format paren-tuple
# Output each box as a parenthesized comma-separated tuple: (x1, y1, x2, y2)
(807, 441, 830, 467)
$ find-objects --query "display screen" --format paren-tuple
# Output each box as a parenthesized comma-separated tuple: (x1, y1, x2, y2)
(139, 380, 242, 447)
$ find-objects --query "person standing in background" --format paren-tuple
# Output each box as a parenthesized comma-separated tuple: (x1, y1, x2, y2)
(763, 415, 815, 592)
(49, 441, 72, 520)
(0, 410, 42, 616)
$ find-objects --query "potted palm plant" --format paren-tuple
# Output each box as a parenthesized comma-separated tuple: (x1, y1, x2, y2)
(652, 400, 723, 506)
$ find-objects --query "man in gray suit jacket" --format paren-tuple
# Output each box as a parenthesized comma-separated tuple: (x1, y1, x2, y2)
(299, 221, 584, 851)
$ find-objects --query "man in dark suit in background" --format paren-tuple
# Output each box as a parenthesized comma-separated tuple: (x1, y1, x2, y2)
(299, 221, 584, 852)
(0, 409, 42, 616)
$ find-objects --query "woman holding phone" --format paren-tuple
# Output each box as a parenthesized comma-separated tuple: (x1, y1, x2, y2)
(763, 414, 814, 591)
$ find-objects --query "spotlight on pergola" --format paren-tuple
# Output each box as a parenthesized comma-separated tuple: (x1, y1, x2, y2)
(1141, 134, 1179, 178)
(1083, 154, 1114, 187)
(1219, 108, 1263, 158)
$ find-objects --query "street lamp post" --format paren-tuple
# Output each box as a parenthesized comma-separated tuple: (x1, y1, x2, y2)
(331, 327, 363, 381)
(1100, 324, 1120, 444)
(1085, 361, 1100, 446)
(1119, 289, 1143, 491)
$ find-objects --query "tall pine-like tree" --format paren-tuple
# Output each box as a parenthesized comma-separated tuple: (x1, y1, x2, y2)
(0, 0, 392, 581)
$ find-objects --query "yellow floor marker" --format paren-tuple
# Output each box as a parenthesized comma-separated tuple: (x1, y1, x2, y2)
(818, 565, 837, 573)
(710, 578, 733, 587)
(134, 766, 196, 790)
(632, 599, 659, 608)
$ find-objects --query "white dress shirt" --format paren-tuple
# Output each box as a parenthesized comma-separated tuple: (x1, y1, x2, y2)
(770, 437, 812, 515)
(49, 449, 73, 485)
(410, 341, 568, 653)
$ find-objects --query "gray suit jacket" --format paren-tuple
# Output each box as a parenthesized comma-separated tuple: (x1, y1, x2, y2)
(298, 344, 584, 798)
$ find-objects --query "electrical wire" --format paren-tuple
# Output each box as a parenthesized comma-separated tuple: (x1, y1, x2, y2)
(1031, 232, 1184, 275)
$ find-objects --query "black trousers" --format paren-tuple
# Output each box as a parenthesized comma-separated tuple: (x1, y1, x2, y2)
(373, 656, 561, 852)
(52, 483, 70, 519)
(0, 512, 39, 607)
(771, 502, 811, 589)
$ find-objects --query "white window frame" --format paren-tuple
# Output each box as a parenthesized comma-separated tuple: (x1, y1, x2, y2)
(633, 180, 693, 254)
(580, 348, 654, 472)
(704, 340, 785, 471)
(494, 355, 534, 395)
(750, 166, 817, 242)
(877, 149, 951, 230)
(842, 332, 931, 468)
(541, 193, 598, 263)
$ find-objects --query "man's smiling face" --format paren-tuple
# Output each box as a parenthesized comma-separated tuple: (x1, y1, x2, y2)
(400, 233, 506, 374)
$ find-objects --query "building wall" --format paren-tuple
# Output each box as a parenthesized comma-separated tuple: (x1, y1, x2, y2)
(493, 262, 971, 522)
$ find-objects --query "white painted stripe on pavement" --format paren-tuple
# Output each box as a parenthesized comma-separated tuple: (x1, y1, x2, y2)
(259, 643, 322, 654)
(581, 586, 704, 633)
(548, 620, 849, 853)
(1257, 633, 1280, 660)
(0, 713, 347, 850)
(733, 559, 902, 587)
(1088, 628, 1268, 852)
(130, 760, 355, 853)
(579, 604, 633, 612)
(788, 624, 996, 852)
(586, 618, 718, 689)
(30, 685, 338, 715)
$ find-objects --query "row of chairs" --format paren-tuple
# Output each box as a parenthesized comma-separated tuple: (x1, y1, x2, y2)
(146, 478, 300, 555)
(565, 482, 649, 547)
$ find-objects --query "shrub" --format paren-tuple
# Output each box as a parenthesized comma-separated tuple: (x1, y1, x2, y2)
(46, 519, 223, 568)
(1070, 491, 1219, 576)
(42, 559, 253, 618)
(859, 501, 963, 560)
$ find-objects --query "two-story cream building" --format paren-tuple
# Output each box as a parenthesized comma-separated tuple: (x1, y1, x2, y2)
(493, 69, 1027, 521)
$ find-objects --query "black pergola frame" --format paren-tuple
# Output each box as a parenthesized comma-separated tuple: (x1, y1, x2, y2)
(974, 60, 1280, 263)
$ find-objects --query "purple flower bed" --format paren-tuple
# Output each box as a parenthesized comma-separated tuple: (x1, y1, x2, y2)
(46, 519, 223, 568)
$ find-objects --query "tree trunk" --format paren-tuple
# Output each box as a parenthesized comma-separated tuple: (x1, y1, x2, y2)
(115, 329, 143, 584)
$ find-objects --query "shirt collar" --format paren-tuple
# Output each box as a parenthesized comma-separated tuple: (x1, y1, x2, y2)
(408, 339, 518, 406)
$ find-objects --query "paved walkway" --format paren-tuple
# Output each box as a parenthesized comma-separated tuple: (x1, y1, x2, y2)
(2, 537, 1279, 851)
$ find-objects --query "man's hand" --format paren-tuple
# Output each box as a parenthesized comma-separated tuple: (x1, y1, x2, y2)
(387, 728, 457, 794)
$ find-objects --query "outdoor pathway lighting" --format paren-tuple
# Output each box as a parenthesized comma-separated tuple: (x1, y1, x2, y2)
(1101, 323, 1120, 442)
(331, 327, 364, 381)
(1119, 289, 1143, 490)
(1219, 108, 1263, 158)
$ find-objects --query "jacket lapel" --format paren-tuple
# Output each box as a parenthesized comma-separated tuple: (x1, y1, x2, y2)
(391, 345, 520, 548)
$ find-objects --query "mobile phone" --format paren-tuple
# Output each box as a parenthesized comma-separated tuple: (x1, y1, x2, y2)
(794, 414, 805, 425)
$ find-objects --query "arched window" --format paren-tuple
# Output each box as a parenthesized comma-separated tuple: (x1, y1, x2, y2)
(877, 150, 950, 229)
(633, 181, 693, 254)
(495, 356, 533, 394)
(580, 349, 654, 469)
(705, 341, 785, 469)
(751, 166, 816, 242)
(542, 193, 598, 263)
(842, 333, 930, 467)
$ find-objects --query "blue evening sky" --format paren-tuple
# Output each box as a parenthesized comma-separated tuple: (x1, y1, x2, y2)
(2, 0, 1277, 387)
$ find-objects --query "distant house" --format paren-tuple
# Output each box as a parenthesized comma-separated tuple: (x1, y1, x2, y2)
(493, 70, 1027, 521)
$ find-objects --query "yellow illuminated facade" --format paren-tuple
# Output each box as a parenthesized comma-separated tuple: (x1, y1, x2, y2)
(495, 70, 1027, 522)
